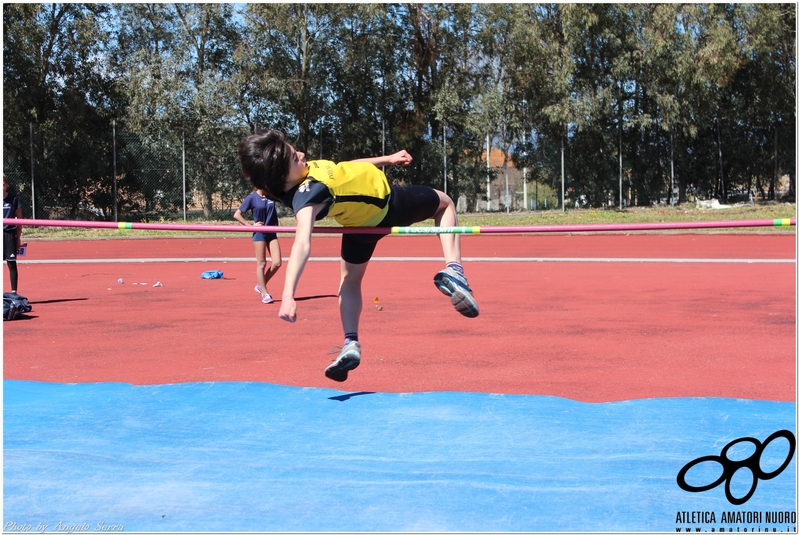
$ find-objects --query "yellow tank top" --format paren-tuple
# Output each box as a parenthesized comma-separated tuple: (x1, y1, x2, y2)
(303, 160, 391, 227)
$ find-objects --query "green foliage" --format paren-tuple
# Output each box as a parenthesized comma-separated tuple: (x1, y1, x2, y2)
(3, 4, 121, 217)
(3, 3, 795, 221)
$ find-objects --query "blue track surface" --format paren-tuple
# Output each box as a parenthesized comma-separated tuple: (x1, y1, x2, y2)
(4, 380, 796, 532)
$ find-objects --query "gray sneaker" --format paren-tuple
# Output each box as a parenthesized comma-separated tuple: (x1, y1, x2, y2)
(325, 341, 361, 382)
(434, 267, 479, 318)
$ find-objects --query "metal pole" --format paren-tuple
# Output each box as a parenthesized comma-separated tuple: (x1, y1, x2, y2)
(522, 131, 527, 211)
(182, 125, 187, 222)
(381, 118, 385, 173)
(113, 120, 118, 222)
(774, 125, 778, 201)
(443, 120, 447, 196)
(561, 131, 565, 212)
(619, 121, 623, 209)
(670, 130, 675, 206)
(718, 120, 724, 199)
(505, 164, 509, 213)
(486, 134, 491, 211)
(29, 122, 35, 219)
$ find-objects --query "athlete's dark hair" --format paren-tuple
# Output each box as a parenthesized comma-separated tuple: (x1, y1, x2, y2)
(238, 129, 292, 201)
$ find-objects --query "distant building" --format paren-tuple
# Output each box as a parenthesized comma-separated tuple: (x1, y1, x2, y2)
(474, 147, 525, 212)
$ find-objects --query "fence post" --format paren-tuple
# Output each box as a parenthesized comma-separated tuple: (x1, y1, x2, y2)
(670, 130, 675, 206)
(443, 119, 447, 196)
(619, 121, 623, 209)
(561, 131, 565, 212)
(386, 117, 390, 174)
(522, 131, 527, 211)
(182, 124, 187, 221)
(486, 134, 491, 211)
(113, 120, 118, 222)
(29, 122, 36, 219)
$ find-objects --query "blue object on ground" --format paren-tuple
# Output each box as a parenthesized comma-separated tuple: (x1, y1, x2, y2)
(200, 270, 223, 279)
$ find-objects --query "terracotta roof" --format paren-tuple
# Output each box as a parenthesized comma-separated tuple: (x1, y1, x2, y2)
(479, 147, 515, 168)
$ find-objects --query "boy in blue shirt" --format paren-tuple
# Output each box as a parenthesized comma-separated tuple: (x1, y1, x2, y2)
(234, 188, 282, 303)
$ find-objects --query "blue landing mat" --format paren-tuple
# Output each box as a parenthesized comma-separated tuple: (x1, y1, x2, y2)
(4, 380, 796, 532)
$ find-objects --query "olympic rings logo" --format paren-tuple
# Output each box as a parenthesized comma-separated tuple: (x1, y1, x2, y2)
(677, 430, 796, 505)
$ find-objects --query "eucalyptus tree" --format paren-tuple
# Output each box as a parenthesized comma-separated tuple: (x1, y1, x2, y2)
(173, 3, 243, 216)
(114, 3, 180, 125)
(682, 4, 744, 200)
(556, 4, 638, 207)
(428, 3, 493, 210)
(477, 3, 523, 211)
(3, 3, 120, 218)
(114, 3, 176, 60)
(324, 4, 406, 163)
(350, 2, 485, 200)
(632, 4, 695, 204)
(510, 3, 576, 210)
(505, 4, 550, 206)
(114, 3, 183, 214)
(734, 3, 796, 200)
(397, 3, 448, 186)
(622, 3, 682, 206)
(673, 3, 796, 203)
(621, 3, 740, 205)
(117, 3, 242, 217)
(243, 3, 340, 151)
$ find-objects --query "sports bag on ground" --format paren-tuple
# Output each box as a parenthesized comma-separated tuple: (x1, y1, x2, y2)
(3, 292, 32, 320)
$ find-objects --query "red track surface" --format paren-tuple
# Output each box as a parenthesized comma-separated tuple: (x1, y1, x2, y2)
(3, 233, 795, 402)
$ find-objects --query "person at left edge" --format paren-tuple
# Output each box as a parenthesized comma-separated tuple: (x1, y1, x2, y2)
(3, 175, 22, 294)
(234, 187, 282, 304)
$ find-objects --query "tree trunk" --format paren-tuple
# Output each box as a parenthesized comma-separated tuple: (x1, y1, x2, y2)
(203, 189, 213, 218)
(716, 119, 725, 200)
(772, 125, 778, 201)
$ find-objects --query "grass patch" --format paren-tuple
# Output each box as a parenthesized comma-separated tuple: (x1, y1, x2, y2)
(18, 202, 796, 240)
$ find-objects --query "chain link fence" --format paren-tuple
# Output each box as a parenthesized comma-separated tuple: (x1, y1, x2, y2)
(3, 122, 258, 222)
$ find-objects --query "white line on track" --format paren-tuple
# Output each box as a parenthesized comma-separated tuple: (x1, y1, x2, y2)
(15, 257, 796, 264)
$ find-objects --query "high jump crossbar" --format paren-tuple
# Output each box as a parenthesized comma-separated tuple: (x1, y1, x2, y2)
(3, 218, 795, 235)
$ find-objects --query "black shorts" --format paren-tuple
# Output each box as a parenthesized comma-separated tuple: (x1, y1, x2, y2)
(341, 185, 440, 264)
(252, 232, 278, 243)
(4, 230, 18, 261)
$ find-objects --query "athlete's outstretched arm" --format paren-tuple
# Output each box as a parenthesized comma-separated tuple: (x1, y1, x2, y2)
(279, 203, 326, 323)
(351, 150, 412, 168)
